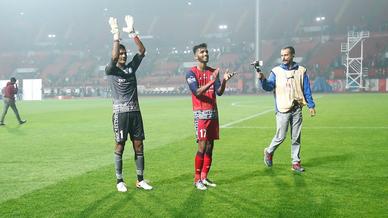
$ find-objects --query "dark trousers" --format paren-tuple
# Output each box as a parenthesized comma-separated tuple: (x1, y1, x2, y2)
(0, 98, 22, 123)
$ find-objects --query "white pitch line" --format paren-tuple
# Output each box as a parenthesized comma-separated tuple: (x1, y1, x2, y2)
(220, 108, 273, 128)
(222, 95, 324, 129)
(223, 126, 388, 129)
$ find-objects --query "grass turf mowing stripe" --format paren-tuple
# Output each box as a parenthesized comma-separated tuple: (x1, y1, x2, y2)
(0, 94, 387, 217)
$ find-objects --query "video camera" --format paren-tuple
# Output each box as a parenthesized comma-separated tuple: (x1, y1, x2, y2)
(251, 60, 263, 72)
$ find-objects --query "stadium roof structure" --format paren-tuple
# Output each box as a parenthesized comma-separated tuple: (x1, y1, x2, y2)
(0, 0, 387, 50)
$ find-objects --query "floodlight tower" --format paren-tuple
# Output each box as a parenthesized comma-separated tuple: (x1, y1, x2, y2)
(255, 0, 260, 61)
(341, 31, 369, 90)
(254, 0, 261, 89)
(315, 16, 326, 43)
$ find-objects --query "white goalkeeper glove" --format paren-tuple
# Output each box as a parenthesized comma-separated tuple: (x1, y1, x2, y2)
(123, 15, 137, 38)
(109, 17, 120, 41)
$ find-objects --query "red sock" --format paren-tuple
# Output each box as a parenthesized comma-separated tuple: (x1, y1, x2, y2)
(194, 152, 204, 182)
(201, 154, 212, 180)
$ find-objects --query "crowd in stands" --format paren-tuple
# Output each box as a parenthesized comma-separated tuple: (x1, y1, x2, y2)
(1, 31, 388, 97)
(1, 0, 388, 97)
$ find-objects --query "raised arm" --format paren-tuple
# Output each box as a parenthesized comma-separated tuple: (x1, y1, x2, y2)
(216, 69, 236, 96)
(112, 40, 120, 62)
(109, 17, 120, 61)
(195, 68, 219, 96)
(256, 71, 276, 91)
(133, 36, 145, 56)
(186, 69, 218, 97)
(123, 15, 145, 56)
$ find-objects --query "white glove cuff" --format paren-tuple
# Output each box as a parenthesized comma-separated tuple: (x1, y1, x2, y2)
(113, 33, 120, 41)
(128, 32, 137, 38)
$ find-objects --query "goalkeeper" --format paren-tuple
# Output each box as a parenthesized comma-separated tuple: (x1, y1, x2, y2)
(105, 15, 152, 192)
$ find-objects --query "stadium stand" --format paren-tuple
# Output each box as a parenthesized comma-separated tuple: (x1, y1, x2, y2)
(1, 0, 388, 96)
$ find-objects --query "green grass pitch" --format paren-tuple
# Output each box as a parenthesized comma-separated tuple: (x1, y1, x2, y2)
(0, 93, 387, 217)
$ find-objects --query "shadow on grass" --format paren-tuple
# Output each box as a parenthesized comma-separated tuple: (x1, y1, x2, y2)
(2, 124, 27, 135)
(264, 166, 334, 217)
(170, 189, 206, 217)
(152, 173, 206, 217)
(305, 153, 353, 167)
(79, 191, 129, 217)
(205, 170, 273, 216)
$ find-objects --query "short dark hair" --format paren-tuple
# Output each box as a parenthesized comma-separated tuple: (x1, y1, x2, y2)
(282, 46, 295, 55)
(10, 77, 16, 83)
(193, 43, 207, 54)
(119, 44, 126, 51)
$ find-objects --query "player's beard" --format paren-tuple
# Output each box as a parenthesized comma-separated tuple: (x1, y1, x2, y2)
(282, 58, 292, 65)
(198, 55, 209, 64)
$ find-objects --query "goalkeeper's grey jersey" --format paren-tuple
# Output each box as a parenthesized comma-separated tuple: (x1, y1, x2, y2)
(105, 53, 144, 113)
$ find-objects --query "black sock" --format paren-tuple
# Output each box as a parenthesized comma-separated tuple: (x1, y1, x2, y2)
(114, 152, 123, 181)
(135, 153, 144, 182)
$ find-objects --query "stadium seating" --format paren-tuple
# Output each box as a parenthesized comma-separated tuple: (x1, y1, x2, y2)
(1, 0, 388, 95)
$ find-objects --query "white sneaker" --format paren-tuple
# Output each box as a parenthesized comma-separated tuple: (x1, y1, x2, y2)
(116, 182, 128, 192)
(202, 178, 217, 187)
(136, 180, 153, 190)
(195, 180, 207, 190)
